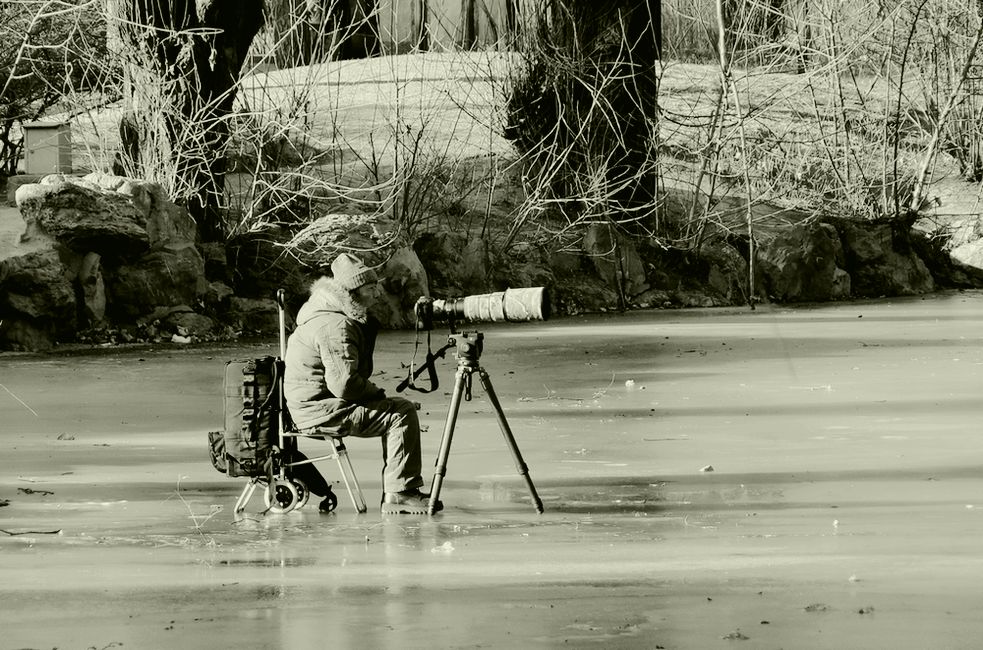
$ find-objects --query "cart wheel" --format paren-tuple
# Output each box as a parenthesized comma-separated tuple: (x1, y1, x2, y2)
(318, 489, 338, 513)
(293, 478, 311, 509)
(264, 479, 299, 514)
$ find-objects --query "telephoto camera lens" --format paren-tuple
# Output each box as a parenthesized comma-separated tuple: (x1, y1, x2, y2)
(433, 287, 549, 323)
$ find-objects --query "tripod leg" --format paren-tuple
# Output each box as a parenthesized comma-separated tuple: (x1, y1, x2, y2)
(477, 368, 545, 514)
(427, 367, 468, 515)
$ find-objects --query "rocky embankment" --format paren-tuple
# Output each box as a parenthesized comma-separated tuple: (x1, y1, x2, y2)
(2, 173, 983, 352)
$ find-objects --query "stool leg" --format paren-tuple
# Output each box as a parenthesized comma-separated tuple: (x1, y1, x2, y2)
(234, 478, 260, 515)
(331, 438, 367, 513)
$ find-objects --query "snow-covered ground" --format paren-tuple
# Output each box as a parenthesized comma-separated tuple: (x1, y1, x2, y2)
(56, 52, 518, 175)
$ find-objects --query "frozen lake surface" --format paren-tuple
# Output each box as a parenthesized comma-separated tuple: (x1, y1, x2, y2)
(2, 291, 982, 649)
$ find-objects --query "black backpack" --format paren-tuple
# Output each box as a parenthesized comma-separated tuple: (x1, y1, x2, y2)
(208, 356, 281, 477)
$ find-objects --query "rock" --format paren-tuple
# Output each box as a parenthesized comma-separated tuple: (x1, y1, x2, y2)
(375, 246, 429, 328)
(5, 173, 208, 350)
(5, 174, 47, 207)
(227, 296, 279, 335)
(78, 252, 107, 325)
(83, 173, 197, 248)
(414, 228, 492, 296)
(227, 230, 308, 305)
(164, 310, 215, 337)
(758, 223, 850, 302)
(202, 280, 235, 313)
(0, 319, 55, 351)
(0, 247, 76, 349)
(583, 223, 649, 300)
(556, 276, 621, 313)
(277, 213, 432, 328)
(229, 216, 426, 329)
(292, 214, 393, 264)
(674, 290, 718, 308)
(16, 175, 151, 257)
(506, 242, 555, 289)
(834, 220, 935, 296)
(138, 186, 197, 249)
(15, 173, 197, 257)
(837, 219, 890, 263)
(702, 242, 750, 304)
(633, 287, 673, 308)
(951, 239, 983, 271)
(106, 244, 206, 319)
(856, 248, 935, 296)
(199, 241, 229, 282)
(458, 238, 493, 292)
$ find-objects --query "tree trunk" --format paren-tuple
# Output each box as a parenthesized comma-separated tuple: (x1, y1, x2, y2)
(117, 0, 265, 243)
(506, 0, 661, 230)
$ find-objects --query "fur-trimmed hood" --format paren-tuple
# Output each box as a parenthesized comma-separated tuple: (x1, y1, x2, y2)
(296, 276, 370, 325)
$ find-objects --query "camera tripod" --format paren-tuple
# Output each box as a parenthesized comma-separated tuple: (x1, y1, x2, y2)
(427, 331, 544, 515)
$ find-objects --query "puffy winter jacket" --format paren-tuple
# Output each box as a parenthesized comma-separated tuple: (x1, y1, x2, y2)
(284, 277, 382, 429)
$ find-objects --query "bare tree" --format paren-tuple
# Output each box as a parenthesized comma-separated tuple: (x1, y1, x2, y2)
(112, 0, 265, 242)
(0, 1, 106, 177)
(505, 0, 661, 232)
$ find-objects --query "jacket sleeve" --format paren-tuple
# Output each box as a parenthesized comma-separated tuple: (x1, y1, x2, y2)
(315, 320, 382, 403)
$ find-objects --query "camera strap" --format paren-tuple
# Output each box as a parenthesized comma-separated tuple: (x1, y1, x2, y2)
(396, 326, 451, 394)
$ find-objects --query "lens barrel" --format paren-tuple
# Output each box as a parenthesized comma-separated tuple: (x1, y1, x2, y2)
(432, 287, 549, 324)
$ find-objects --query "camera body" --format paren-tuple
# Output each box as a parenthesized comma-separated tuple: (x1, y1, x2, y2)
(414, 287, 550, 331)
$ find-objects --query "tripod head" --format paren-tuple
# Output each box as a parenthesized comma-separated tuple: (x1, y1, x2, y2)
(396, 329, 487, 393)
(448, 331, 483, 368)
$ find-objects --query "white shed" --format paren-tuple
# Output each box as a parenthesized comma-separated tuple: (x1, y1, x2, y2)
(22, 122, 73, 175)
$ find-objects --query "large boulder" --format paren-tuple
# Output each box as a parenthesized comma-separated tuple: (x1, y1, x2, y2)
(107, 243, 207, 320)
(758, 222, 851, 302)
(834, 220, 935, 296)
(0, 247, 76, 350)
(583, 223, 649, 301)
(413, 228, 493, 297)
(15, 173, 195, 257)
(548, 250, 620, 314)
(226, 296, 279, 335)
(1, 174, 209, 350)
(376, 246, 429, 328)
(701, 242, 753, 304)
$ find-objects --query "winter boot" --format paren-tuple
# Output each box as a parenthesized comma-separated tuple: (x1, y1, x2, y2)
(381, 488, 443, 514)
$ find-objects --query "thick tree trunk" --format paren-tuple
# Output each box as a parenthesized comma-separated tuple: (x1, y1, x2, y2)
(506, 0, 661, 230)
(118, 0, 265, 243)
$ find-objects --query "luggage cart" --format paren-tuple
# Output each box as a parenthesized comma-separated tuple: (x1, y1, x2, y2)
(233, 289, 367, 515)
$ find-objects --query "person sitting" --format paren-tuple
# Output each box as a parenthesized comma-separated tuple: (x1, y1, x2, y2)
(283, 253, 441, 515)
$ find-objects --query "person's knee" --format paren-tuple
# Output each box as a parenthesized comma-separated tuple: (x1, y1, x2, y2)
(389, 397, 420, 427)
(389, 396, 415, 414)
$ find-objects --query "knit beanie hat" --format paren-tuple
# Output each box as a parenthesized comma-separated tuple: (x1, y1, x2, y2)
(331, 253, 378, 291)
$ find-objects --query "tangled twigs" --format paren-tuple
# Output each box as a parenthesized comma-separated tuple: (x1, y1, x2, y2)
(17, 487, 54, 496)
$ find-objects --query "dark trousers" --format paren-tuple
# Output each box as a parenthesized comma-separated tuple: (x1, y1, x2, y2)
(304, 396, 423, 494)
